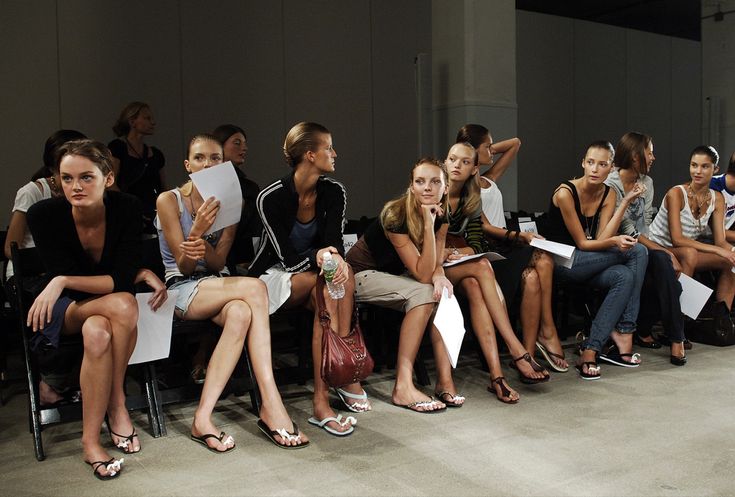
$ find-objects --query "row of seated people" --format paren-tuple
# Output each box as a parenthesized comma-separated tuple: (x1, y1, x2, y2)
(6, 119, 735, 481)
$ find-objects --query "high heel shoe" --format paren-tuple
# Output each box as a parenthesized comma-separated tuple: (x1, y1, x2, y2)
(634, 334, 662, 349)
(509, 353, 550, 384)
(670, 354, 687, 366)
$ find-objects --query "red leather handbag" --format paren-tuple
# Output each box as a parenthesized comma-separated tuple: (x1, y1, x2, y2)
(317, 276, 374, 387)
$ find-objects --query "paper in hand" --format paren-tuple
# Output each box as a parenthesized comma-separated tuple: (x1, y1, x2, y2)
(433, 288, 466, 368)
(189, 161, 243, 235)
(128, 290, 179, 365)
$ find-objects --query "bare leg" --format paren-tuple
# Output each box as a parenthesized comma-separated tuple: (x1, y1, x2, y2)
(186, 277, 308, 448)
(450, 276, 519, 403)
(286, 272, 356, 434)
(66, 293, 139, 467)
(534, 253, 569, 369)
(520, 268, 541, 353)
(445, 260, 547, 380)
(391, 303, 445, 411)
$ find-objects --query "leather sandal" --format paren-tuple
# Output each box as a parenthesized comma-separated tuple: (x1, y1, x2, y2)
(487, 376, 519, 404)
(509, 352, 550, 384)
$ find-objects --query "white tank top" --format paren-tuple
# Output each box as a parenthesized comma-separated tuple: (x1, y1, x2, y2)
(480, 176, 506, 229)
(648, 185, 716, 247)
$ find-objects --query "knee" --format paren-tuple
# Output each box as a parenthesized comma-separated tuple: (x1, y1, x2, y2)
(462, 277, 481, 296)
(523, 269, 541, 295)
(536, 252, 554, 272)
(614, 266, 635, 289)
(223, 301, 251, 339)
(107, 292, 138, 328)
(82, 316, 112, 356)
(237, 277, 268, 308)
(477, 259, 496, 278)
(679, 247, 698, 266)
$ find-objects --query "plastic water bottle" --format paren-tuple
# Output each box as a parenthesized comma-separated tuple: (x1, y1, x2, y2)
(322, 252, 345, 299)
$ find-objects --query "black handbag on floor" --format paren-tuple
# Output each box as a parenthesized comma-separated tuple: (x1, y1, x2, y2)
(685, 302, 735, 347)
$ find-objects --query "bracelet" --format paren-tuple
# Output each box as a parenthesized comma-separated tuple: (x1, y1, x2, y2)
(504, 230, 511, 241)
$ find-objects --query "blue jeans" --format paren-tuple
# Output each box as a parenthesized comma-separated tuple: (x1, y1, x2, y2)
(555, 244, 648, 351)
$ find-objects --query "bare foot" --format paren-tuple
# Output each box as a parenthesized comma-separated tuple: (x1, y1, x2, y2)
(537, 332, 569, 370)
(489, 376, 519, 403)
(106, 406, 140, 453)
(610, 331, 642, 365)
(39, 380, 64, 406)
(83, 442, 123, 478)
(191, 417, 234, 452)
(337, 382, 372, 411)
(434, 380, 465, 406)
(671, 341, 685, 358)
(259, 404, 309, 447)
(510, 349, 548, 380)
(392, 383, 446, 412)
(313, 402, 355, 434)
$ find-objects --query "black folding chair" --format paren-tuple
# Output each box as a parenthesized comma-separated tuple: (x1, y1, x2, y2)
(10, 243, 160, 460)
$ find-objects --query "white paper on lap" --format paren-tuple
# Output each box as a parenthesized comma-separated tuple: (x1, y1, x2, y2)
(129, 290, 178, 365)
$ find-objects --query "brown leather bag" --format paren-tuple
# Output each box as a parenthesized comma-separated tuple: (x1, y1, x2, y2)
(317, 276, 374, 387)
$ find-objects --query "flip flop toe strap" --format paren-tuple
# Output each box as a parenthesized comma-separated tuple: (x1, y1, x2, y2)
(92, 457, 124, 477)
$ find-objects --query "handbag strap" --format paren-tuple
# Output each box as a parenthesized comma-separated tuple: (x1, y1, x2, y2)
(315, 274, 331, 328)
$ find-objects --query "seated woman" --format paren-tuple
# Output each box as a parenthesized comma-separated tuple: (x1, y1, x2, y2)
(156, 134, 308, 450)
(4, 129, 86, 405)
(249, 122, 363, 435)
(26, 139, 167, 480)
(648, 145, 735, 332)
(546, 141, 647, 380)
(212, 124, 262, 270)
(606, 132, 694, 365)
(346, 158, 451, 412)
(456, 124, 568, 372)
(442, 143, 549, 403)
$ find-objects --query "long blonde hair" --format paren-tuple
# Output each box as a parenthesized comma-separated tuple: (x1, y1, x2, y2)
(380, 158, 447, 248)
(448, 142, 481, 218)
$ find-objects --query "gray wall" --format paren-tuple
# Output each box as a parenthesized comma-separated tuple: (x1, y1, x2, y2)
(0, 0, 431, 226)
(517, 11, 701, 214)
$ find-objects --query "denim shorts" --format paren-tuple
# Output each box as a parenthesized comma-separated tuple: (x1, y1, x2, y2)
(166, 274, 220, 316)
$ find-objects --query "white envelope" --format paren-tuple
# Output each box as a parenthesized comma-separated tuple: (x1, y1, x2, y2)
(128, 290, 178, 365)
(433, 288, 466, 368)
(189, 161, 243, 235)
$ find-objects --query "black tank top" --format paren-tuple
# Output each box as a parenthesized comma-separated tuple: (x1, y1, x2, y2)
(546, 181, 610, 247)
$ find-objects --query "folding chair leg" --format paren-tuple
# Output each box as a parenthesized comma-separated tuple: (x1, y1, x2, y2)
(143, 363, 162, 438)
(242, 348, 261, 413)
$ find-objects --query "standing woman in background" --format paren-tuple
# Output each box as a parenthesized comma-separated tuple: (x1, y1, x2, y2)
(108, 101, 166, 233)
(249, 122, 362, 436)
(212, 124, 262, 270)
(27, 140, 167, 479)
(456, 124, 568, 372)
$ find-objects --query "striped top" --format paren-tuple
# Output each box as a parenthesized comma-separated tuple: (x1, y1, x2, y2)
(648, 185, 716, 247)
(447, 192, 488, 254)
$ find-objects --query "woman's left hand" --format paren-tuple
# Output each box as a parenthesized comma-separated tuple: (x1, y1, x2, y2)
(180, 237, 207, 261)
(432, 276, 453, 300)
(27, 276, 65, 332)
(136, 269, 168, 311)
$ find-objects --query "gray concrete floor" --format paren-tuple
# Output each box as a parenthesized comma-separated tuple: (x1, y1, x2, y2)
(1, 342, 733, 497)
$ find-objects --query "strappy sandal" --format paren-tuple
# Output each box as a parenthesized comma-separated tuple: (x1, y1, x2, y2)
(487, 377, 519, 404)
(434, 391, 465, 408)
(576, 361, 601, 380)
(535, 341, 569, 373)
(85, 457, 124, 481)
(109, 428, 140, 454)
(509, 352, 550, 384)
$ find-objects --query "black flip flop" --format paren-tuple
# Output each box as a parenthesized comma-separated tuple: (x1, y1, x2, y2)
(256, 419, 309, 449)
(190, 431, 236, 453)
